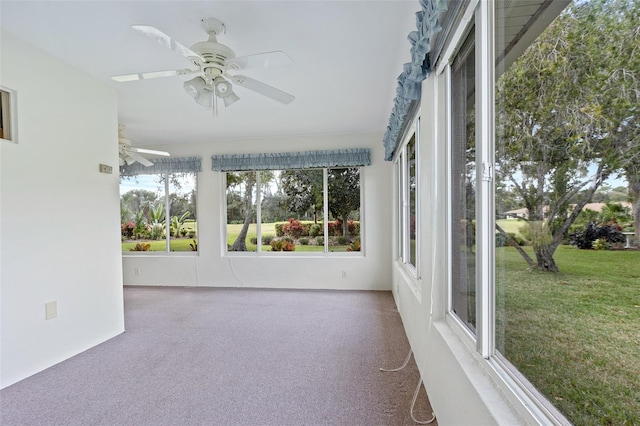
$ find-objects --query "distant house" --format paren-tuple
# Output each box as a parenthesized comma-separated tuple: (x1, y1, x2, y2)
(504, 208, 529, 219)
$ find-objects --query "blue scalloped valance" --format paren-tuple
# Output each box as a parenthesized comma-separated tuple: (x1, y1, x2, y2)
(211, 148, 371, 172)
(120, 157, 202, 176)
(383, 0, 448, 161)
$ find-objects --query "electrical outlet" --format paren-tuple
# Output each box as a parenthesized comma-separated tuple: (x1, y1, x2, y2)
(45, 301, 57, 320)
(134, 268, 140, 276)
(341, 271, 347, 278)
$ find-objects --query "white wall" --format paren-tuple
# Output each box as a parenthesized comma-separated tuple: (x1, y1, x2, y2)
(391, 67, 533, 424)
(0, 31, 124, 388)
(122, 133, 393, 291)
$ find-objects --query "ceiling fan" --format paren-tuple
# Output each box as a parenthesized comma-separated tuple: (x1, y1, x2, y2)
(118, 125, 170, 167)
(112, 18, 295, 112)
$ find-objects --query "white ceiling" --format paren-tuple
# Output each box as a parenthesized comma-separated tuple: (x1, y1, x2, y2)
(1, 1, 419, 147)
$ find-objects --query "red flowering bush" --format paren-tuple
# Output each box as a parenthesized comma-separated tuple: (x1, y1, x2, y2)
(282, 218, 305, 239)
(121, 221, 135, 238)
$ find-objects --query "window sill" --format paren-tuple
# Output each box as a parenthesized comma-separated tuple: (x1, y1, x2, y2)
(122, 252, 198, 257)
(394, 259, 421, 302)
(223, 251, 364, 258)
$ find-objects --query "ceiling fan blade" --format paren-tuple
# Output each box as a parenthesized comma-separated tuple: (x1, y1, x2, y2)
(230, 75, 295, 104)
(131, 147, 171, 157)
(226, 51, 293, 70)
(126, 151, 154, 167)
(112, 69, 196, 82)
(132, 25, 202, 63)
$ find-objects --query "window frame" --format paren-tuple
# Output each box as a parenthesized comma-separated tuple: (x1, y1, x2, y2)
(441, 0, 572, 424)
(223, 166, 364, 256)
(121, 171, 199, 255)
(394, 115, 421, 278)
(0, 85, 18, 144)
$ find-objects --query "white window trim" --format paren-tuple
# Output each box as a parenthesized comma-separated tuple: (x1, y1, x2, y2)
(0, 85, 18, 144)
(223, 168, 364, 257)
(122, 171, 199, 256)
(440, 1, 573, 424)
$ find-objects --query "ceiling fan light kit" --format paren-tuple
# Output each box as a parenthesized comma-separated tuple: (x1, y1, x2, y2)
(112, 17, 295, 112)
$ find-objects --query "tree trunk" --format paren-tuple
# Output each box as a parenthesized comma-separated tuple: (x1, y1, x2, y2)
(230, 175, 254, 252)
(628, 174, 640, 247)
(496, 224, 537, 269)
(342, 216, 349, 237)
(534, 244, 559, 272)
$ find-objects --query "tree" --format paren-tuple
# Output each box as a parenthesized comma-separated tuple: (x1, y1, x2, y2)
(227, 172, 256, 251)
(280, 169, 324, 223)
(496, 0, 640, 271)
(120, 189, 157, 222)
(328, 168, 361, 236)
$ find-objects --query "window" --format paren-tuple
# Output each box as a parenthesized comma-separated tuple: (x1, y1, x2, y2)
(442, 0, 638, 423)
(396, 120, 419, 272)
(120, 172, 198, 253)
(0, 86, 17, 143)
(225, 167, 361, 254)
(450, 29, 476, 333)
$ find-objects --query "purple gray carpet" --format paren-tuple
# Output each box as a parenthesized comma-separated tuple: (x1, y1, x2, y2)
(1, 287, 436, 425)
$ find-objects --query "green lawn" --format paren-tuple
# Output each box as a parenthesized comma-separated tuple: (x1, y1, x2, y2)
(496, 218, 527, 238)
(122, 238, 196, 252)
(226, 223, 350, 252)
(498, 245, 640, 424)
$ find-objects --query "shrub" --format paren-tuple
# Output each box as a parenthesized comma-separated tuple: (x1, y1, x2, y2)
(347, 220, 360, 237)
(149, 223, 164, 240)
(187, 230, 196, 238)
(250, 237, 258, 244)
(282, 218, 305, 239)
(347, 239, 361, 252)
(129, 242, 151, 251)
(270, 239, 296, 251)
(571, 222, 625, 249)
(328, 221, 341, 236)
(274, 222, 285, 237)
(262, 234, 275, 245)
(121, 221, 135, 238)
(315, 237, 324, 246)
(299, 238, 310, 245)
(336, 236, 351, 245)
(309, 223, 323, 237)
(592, 238, 609, 250)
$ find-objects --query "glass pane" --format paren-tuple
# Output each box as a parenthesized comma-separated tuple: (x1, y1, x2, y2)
(408, 134, 417, 267)
(450, 29, 476, 332)
(276, 169, 324, 252)
(226, 172, 257, 252)
(494, 1, 638, 423)
(168, 172, 197, 252)
(328, 168, 361, 252)
(397, 153, 404, 260)
(120, 174, 166, 252)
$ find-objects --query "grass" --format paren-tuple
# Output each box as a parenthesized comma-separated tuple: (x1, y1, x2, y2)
(496, 218, 527, 238)
(226, 223, 350, 252)
(122, 238, 196, 252)
(498, 245, 640, 424)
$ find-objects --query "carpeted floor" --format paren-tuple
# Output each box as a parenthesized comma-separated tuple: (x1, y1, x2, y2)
(1, 287, 436, 425)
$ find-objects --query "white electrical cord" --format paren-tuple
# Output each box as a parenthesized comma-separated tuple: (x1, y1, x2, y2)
(410, 378, 436, 424)
(379, 349, 436, 424)
(379, 348, 413, 372)
(227, 257, 243, 287)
